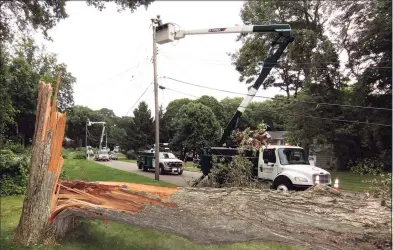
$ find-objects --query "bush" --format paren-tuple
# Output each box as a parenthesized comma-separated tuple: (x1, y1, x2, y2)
(0, 150, 29, 196)
(73, 153, 87, 160)
(5, 142, 26, 154)
(126, 150, 137, 160)
(351, 158, 392, 199)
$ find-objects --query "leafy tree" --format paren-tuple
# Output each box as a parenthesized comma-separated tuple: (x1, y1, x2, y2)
(158, 105, 170, 143)
(15, 38, 75, 111)
(230, 0, 334, 97)
(171, 102, 220, 158)
(330, 0, 392, 170)
(6, 57, 38, 145)
(0, 45, 15, 136)
(66, 106, 95, 147)
(2, 39, 76, 144)
(127, 101, 154, 152)
(163, 98, 192, 140)
(195, 95, 226, 127)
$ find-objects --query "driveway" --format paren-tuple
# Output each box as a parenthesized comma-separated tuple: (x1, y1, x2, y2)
(98, 160, 203, 186)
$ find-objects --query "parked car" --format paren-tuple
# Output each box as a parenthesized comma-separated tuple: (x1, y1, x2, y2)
(95, 150, 110, 161)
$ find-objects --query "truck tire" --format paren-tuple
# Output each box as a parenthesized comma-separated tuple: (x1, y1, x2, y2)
(177, 169, 183, 175)
(159, 164, 165, 175)
(273, 176, 294, 191)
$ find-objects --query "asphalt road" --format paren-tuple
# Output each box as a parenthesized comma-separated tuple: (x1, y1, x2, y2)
(99, 160, 203, 186)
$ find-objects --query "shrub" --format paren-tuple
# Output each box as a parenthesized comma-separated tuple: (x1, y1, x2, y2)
(126, 150, 137, 160)
(73, 153, 87, 160)
(0, 151, 29, 196)
(351, 158, 392, 199)
(5, 142, 26, 154)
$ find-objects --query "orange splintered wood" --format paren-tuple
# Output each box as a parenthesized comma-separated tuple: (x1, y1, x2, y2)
(48, 113, 66, 173)
(49, 73, 61, 132)
(95, 181, 180, 199)
(49, 181, 180, 223)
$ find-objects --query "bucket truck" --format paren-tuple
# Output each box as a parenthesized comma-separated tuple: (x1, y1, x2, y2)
(87, 119, 110, 161)
(156, 22, 331, 190)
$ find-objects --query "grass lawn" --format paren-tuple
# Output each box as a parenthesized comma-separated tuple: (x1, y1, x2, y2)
(1, 157, 303, 250)
(62, 159, 173, 186)
(185, 166, 201, 172)
(330, 171, 378, 192)
(1, 197, 303, 250)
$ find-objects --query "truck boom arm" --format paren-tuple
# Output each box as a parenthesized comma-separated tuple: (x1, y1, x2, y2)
(219, 33, 294, 145)
(155, 23, 294, 145)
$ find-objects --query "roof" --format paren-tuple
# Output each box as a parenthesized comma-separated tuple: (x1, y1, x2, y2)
(265, 145, 302, 149)
(265, 131, 287, 140)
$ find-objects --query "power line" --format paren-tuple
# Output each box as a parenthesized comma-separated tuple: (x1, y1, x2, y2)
(163, 76, 392, 111)
(158, 84, 199, 98)
(125, 82, 153, 116)
(158, 80, 392, 127)
(161, 53, 392, 69)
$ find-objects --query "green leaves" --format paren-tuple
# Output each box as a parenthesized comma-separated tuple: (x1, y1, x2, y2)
(171, 102, 220, 153)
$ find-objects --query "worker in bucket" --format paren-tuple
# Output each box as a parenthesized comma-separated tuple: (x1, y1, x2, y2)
(151, 15, 163, 26)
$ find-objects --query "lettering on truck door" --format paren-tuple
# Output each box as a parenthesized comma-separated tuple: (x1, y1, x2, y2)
(258, 148, 278, 180)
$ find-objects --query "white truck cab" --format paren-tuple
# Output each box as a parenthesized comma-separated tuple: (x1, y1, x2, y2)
(258, 145, 331, 191)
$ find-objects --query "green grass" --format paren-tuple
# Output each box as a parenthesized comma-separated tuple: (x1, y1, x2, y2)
(117, 153, 127, 159)
(330, 171, 378, 192)
(185, 167, 201, 172)
(62, 159, 174, 186)
(2, 159, 303, 250)
(1, 197, 303, 250)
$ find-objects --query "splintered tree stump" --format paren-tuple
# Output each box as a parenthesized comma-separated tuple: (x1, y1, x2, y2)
(47, 181, 391, 250)
(14, 74, 67, 245)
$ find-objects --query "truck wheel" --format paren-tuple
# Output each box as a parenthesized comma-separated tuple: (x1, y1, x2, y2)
(159, 164, 165, 175)
(273, 177, 294, 191)
(177, 169, 183, 175)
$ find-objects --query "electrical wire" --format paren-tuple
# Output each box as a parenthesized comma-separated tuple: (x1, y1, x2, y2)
(162, 76, 392, 111)
(161, 53, 392, 69)
(125, 82, 153, 116)
(159, 84, 199, 98)
(156, 81, 392, 127)
(96, 24, 153, 86)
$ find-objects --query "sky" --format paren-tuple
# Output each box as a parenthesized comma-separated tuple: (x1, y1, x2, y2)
(35, 1, 285, 117)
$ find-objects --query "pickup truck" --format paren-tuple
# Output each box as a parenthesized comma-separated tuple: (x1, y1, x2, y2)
(137, 150, 184, 175)
(200, 145, 331, 191)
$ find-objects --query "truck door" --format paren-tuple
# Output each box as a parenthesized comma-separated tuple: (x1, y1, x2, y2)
(258, 148, 278, 180)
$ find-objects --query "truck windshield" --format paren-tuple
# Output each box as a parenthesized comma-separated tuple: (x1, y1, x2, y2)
(159, 153, 176, 159)
(278, 148, 309, 165)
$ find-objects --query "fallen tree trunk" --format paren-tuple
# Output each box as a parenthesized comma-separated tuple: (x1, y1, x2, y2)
(49, 180, 391, 250)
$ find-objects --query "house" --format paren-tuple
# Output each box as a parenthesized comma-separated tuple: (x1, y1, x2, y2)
(264, 131, 287, 145)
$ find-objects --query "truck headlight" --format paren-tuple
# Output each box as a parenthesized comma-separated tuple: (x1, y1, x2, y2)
(294, 177, 308, 182)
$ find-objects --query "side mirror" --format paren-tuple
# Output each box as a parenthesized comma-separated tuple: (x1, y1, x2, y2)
(264, 159, 269, 164)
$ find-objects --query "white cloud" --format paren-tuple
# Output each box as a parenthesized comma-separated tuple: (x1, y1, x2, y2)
(34, 1, 284, 117)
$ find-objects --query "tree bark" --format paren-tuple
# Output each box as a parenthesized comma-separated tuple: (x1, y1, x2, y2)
(14, 75, 66, 245)
(49, 180, 391, 250)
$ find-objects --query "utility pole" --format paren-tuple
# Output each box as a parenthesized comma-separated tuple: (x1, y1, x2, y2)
(152, 20, 160, 181)
(85, 119, 88, 154)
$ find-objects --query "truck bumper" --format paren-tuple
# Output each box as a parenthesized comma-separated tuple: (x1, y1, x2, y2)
(293, 184, 332, 191)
